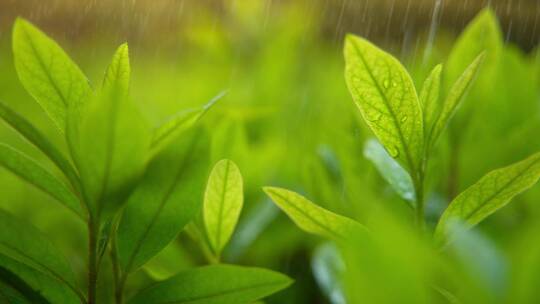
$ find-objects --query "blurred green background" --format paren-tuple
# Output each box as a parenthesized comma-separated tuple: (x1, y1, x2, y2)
(0, 0, 539, 303)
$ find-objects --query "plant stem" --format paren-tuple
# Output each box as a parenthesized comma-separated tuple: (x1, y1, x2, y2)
(414, 180, 425, 231)
(88, 218, 98, 304)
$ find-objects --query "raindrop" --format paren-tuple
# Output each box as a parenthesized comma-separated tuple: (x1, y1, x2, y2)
(367, 112, 382, 122)
(383, 79, 390, 88)
(401, 116, 408, 122)
(392, 81, 398, 87)
(387, 146, 399, 158)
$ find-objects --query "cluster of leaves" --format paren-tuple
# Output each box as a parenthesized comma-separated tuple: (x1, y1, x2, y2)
(0, 18, 291, 303)
(264, 8, 540, 303)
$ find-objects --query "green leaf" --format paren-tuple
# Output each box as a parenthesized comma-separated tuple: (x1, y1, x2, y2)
(67, 45, 150, 216)
(0, 143, 82, 216)
(0, 101, 80, 192)
(0, 209, 83, 303)
(344, 34, 424, 177)
(435, 152, 540, 242)
(12, 18, 91, 132)
(419, 64, 442, 143)
(117, 129, 210, 273)
(151, 90, 226, 156)
(312, 243, 346, 304)
(427, 54, 485, 149)
(203, 159, 244, 257)
(127, 264, 292, 304)
(363, 138, 415, 204)
(0, 279, 39, 304)
(263, 187, 364, 240)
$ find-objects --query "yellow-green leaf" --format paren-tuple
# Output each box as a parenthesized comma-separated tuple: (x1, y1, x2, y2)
(419, 64, 442, 143)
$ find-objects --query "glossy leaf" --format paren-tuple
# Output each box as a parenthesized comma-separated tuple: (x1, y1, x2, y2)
(151, 90, 226, 156)
(419, 64, 442, 142)
(127, 264, 292, 304)
(263, 187, 364, 240)
(0, 143, 82, 216)
(67, 45, 150, 216)
(364, 138, 415, 204)
(117, 129, 210, 273)
(436, 152, 540, 242)
(428, 54, 485, 149)
(204, 159, 244, 257)
(0, 209, 83, 303)
(0, 101, 80, 191)
(12, 18, 91, 132)
(344, 34, 424, 177)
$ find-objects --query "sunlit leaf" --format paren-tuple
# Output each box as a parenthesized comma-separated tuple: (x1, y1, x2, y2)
(0, 101, 80, 192)
(0, 209, 83, 303)
(117, 129, 210, 273)
(436, 152, 540, 242)
(419, 64, 442, 143)
(204, 159, 244, 258)
(344, 34, 424, 177)
(12, 18, 91, 132)
(127, 264, 292, 304)
(67, 45, 150, 217)
(0, 143, 82, 216)
(263, 187, 364, 240)
(364, 138, 415, 204)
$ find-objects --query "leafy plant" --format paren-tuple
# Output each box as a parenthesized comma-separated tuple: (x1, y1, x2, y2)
(0, 18, 291, 304)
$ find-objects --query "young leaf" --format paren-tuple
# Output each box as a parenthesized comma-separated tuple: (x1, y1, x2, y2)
(0, 143, 82, 216)
(427, 54, 485, 149)
(435, 152, 540, 242)
(12, 18, 91, 132)
(127, 264, 292, 304)
(117, 129, 210, 273)
(364, 138, 415, 204)
(150, 90, 226, 156)
(67, 45, 150, 216)
(344, 34, 424, 177)
(0, 101, 80, 192)
(204, 159, 244, 257)
(419, 64, 442, 141)
(0, 209, 83, 303)
(263, 187, 365, 240)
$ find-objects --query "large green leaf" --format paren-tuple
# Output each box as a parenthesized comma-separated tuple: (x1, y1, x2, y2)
(435, 152, 540, 242)
(12, 18, 91, 132)
(117, 129, 210, 273)
(203, 159, 243, 257)
(67, 44, 150, 216)
(150, 90, 226, 156)
(427, 54, 485, 149)
(419, 64, 442, 143)
(263, 187, 364, 240)
(0, 209, 83, 303)
(0, 143, 82, 216)
(127, 264, 292, 304)
(344, 34, 424, 177)
(0, 101, 80, 192)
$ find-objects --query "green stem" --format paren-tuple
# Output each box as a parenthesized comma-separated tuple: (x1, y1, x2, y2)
(414, 180, 425, 231)
(87, 218, 98, 304)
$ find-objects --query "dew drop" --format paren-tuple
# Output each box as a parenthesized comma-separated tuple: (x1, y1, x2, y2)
(367, 113, 382, 122)
(401, 116, 408, 122)
(392, 81, 398, 87)
(387, 146, 399, 158)
(383, 79, 390, 89)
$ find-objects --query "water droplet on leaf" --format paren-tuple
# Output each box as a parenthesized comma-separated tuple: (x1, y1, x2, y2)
(387, 146, 399, 158)
(401, 116, 408, 122)
(383, 79, 390, 89)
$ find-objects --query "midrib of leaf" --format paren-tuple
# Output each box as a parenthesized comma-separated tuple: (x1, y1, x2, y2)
(268, 190, 343, 240)
(350, 42, 419, 177)
(215, 160, 231, 251)
(124, 135, 200, 273)
(0, 244, 83, 301)
(23, 28, 70, 108)
(147, 280, 287, 304)
(458, 157, 540, 221)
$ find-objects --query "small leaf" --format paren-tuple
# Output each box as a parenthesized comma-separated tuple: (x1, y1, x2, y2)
(204, 159, 244, 257)
(263, 187, 364, 240)
(151, 90, 226, 156)
(117, 129, 210, 273)
(0, 101, 80, 192)
(364, 138, 415, 204)
(67, 45, 150, 216)
(419, 64, 442, 142)
(0, 209, 83, 303)
(12, 18, 91, 132)
(435, 152, 540, 242)
(0, 143, 82, 216)
(127, 264, 292, 304)
(344, 34, 424, 177)
(427, 54, 485, 149)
